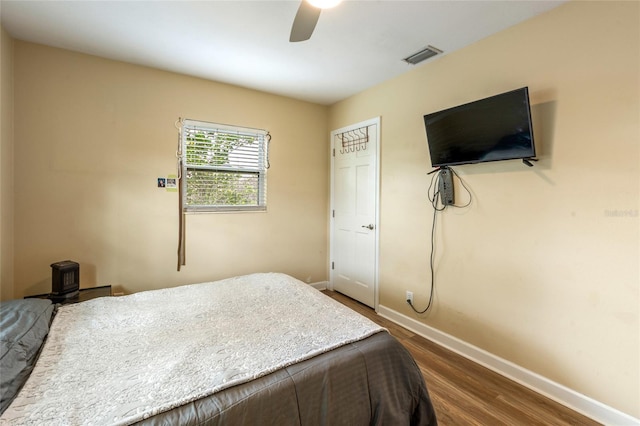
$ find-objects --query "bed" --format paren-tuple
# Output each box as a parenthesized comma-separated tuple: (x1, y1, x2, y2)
(1, 273, 437, 425)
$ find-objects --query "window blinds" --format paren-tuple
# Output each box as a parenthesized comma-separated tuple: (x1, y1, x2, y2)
(181, 120, 268, 212)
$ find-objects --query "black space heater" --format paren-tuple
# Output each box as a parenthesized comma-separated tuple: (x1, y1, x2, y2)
(51, 260, 80, 298)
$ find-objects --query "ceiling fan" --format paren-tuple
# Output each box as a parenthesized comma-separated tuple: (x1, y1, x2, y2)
(289, 0, 342, 42)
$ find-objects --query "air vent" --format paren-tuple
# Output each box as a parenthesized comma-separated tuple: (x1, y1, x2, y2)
(403, 45, 443, 65)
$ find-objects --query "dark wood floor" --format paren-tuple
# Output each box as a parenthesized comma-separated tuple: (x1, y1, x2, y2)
(322, 290, 601, 426)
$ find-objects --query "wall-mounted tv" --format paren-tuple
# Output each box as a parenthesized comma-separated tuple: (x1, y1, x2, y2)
(423, 87, 536, 168)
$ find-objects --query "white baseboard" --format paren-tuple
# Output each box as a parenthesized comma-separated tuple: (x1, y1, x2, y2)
(309, 281, 328, 291)
(377, 304, 639, 426)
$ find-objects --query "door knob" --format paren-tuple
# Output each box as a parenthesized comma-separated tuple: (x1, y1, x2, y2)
(361, 224, 375, 230)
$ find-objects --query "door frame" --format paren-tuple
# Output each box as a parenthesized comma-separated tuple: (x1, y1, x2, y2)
(329, 116, 381, 311)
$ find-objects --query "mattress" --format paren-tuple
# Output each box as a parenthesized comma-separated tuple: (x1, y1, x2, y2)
(1, 273, 437, 425)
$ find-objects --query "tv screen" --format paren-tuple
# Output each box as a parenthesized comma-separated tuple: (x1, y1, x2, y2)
(423, 87, 535, 167)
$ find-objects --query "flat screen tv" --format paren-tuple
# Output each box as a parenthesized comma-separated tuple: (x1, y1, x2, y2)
(423, 87, 536, 168)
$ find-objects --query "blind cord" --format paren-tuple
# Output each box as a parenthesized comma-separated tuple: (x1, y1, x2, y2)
(265, 132, 272, 170)
(176, 117, 186, 271)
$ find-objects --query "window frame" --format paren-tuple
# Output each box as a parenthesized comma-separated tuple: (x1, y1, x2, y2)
(180, 119, 269, 213)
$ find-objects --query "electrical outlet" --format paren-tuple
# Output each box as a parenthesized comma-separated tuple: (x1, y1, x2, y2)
(406, 291, 413, 304)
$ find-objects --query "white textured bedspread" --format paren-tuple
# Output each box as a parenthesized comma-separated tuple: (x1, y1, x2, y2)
(1, 273, 383, 425)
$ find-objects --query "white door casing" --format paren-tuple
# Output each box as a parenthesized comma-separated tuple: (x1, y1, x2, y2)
(330, 117, 380, 309)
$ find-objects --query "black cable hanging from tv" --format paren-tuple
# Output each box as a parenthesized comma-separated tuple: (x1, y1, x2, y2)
(407, 168, 472, 315)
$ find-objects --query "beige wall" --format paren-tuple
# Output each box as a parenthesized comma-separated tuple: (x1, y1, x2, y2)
(12, 42, 329, 297)
(0, 26, 14, 301)
(329, 1, 639, 418)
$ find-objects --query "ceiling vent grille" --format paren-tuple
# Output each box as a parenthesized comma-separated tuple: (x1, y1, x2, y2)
(403, 46, 443, 65)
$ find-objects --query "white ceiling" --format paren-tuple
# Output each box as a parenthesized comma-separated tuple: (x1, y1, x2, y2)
(0, 0, 564, 105)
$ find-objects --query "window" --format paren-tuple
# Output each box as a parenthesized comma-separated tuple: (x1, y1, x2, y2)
(180, 119, 269, 212)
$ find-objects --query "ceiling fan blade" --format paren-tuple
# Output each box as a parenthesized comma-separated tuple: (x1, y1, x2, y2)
(290, 1, 321, 42)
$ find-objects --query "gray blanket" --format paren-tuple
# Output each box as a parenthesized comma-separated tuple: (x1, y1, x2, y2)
(0, 298, 54, 414)
(134, 331, 437, 426)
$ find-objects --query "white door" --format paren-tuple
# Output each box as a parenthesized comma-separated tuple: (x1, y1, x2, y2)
(330, 118, 379, 308)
